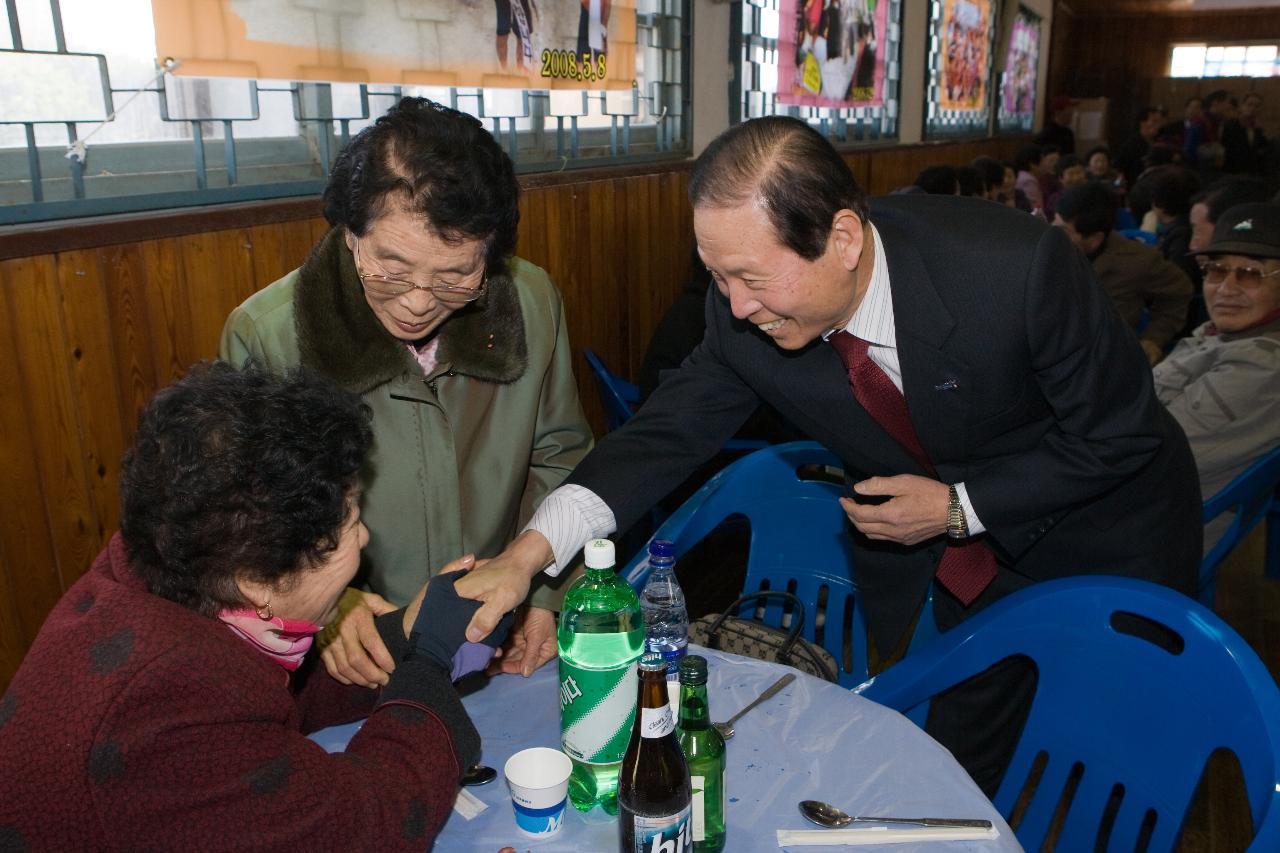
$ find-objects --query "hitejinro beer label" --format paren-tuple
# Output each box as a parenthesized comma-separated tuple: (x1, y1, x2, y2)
(560, 659, 638, 764)
(638, 705, 674, 739)
(628, 806, 692, 853)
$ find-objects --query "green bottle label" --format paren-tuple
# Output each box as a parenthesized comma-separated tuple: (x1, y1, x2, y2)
(559, 658, 637, 764)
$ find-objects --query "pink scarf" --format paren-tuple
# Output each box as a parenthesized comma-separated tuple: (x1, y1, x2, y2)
(218, 609, 322, 671)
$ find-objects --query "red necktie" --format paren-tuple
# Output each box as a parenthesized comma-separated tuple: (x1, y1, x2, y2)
(830, 331, 996, 606)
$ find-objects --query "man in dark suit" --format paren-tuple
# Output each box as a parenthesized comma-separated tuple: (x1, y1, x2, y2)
(456, 116, 1202, 791)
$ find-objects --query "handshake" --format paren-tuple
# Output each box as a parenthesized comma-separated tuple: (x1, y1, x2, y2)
(408, 570, 516, 681)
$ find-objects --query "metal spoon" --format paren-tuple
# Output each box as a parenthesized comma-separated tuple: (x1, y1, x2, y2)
(713, 672, 795, 740)
(798, 800, 992, 830)
(461, 764, 497, 786)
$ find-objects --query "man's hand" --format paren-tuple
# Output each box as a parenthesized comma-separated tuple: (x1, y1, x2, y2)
(453, 529, 555, 643)
(839, 474, 951, 546)
(1140, 339, 1164, 366)
(319, 588, 399, 688)
(489, 606, 559, 677)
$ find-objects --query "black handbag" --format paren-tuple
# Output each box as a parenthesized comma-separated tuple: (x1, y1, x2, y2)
(688, 590, 838, 682)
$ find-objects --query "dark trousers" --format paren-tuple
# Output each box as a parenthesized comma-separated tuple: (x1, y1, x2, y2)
(923, 568, 1038, 798)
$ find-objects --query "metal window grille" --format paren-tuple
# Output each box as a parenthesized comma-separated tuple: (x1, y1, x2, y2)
(0, 0, 690, 224)
(730, 0, 901, 145)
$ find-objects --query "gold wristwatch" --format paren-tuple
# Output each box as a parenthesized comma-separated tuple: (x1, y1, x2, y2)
(946, 484, 969, 539)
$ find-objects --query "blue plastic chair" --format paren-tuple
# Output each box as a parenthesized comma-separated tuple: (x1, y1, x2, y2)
(1200, 444, 1280, 607)
(856, 577, 1280, 852)
(1119, 227, 1158, 246)
(623, 442, 938, 691)
(584, 349, 641, 433)
(583, 349, 769, 454)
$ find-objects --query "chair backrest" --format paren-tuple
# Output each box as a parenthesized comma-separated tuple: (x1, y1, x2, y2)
(1119, 227, 1158, 246)
(856, 577, 1280, 852)
(623, 442, 936, 687)
(1200, 444, 1280, 607)
(584, 349, 640, 432)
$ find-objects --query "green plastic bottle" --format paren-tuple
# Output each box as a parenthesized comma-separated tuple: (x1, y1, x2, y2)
(677, 655, 727, 851)
(557, 538, 645, 814)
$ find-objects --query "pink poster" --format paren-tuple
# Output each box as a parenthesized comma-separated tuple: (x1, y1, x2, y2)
(776, 0, 888, 108)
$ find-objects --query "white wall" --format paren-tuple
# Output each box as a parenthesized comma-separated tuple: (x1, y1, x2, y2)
(690, 0, 1055, 155)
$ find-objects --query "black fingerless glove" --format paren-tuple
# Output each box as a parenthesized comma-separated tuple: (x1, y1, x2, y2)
(407, 570, 516, 669)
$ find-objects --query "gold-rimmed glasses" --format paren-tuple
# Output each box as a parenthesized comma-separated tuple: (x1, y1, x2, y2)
(353, 238, 488, 304)
(1198, 260, 1280, 290)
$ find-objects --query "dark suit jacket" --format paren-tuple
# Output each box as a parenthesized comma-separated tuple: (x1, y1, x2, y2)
(569, 195, 1202, 647)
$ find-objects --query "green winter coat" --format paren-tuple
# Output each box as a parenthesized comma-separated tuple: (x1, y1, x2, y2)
(219, 228, 592, 611)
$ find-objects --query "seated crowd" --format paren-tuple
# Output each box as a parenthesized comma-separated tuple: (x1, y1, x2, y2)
(899, 96, 1278, 539)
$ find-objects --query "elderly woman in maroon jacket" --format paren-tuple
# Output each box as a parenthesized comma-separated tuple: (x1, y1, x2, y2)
(0, 362, 507, 851)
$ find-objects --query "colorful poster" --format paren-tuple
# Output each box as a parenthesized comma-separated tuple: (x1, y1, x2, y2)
(776, 0, 888, 108)
(152, 0, 635, 90)
(939, 0, 991, 112)
(999, 9, 1039, 127)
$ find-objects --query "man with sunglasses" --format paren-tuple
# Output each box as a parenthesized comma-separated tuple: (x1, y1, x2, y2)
(1155, 202, 1280, 552)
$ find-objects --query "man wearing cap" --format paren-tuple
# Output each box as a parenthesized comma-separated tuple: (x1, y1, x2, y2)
(1154, 202, 1280, 551)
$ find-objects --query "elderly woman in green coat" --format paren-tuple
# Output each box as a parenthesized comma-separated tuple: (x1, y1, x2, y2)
(220, 98, 592, 684)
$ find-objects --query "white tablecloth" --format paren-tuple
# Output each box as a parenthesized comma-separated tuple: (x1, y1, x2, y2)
(310, 646, 1022, 852)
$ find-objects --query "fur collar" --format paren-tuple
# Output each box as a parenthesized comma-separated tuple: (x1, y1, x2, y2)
(294, 228, 527, 394)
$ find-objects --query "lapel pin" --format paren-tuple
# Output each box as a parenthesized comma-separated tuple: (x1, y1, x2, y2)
(934, 378, 959, 391)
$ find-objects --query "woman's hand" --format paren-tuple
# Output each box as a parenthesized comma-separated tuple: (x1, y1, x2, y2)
(319, 588, 398, 687)
(488, 606, 558, 677)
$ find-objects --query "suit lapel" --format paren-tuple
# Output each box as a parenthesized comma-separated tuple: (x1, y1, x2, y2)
(875, 218, 971, 468)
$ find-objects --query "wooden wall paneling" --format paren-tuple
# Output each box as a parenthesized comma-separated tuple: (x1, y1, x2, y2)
(100, 243, 164, 421)
(53, 249, 130, 568)
(0, 267, 61, 687)
(310, 217, 332, 246)
(180, 229, 257, 366)
(139, 238, 197, 386)
(0, 552, 27, 690)
(248, 219, 317, 293)
(625, 174, 661, 382)
(1, 255, 99, 606)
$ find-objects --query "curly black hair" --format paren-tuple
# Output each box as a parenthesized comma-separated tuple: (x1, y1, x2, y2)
(119, 362, 374, 616)
(322, 97, 520, 277)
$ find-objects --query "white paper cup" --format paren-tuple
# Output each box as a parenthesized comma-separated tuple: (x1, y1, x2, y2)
(503, 747, 572, 837)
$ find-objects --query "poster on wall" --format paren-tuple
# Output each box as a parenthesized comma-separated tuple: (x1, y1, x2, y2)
(152, 0, 634, 90)
(939, 0, 992, 112)
(998, 7, 1039, 132)
(775, 0, 889, 108)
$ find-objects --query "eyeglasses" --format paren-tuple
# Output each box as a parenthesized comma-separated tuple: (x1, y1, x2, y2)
(353, 239, 487, 304)
(1198, 260, 1280, 289)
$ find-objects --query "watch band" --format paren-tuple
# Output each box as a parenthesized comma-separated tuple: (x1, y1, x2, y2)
(946, 484, 969, 539)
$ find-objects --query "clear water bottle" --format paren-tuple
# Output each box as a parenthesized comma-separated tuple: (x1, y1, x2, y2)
(640, 539, 688, 675)
(557, 539, 645, 814)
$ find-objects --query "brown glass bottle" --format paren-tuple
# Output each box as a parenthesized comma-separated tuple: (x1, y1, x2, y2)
(617, 652, 692, 852)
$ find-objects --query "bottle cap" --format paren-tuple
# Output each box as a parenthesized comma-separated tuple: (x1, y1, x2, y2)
(678, 655, 708, 683)
(639, 651, 667, 671)
(648, 539, 675, 561)
(584, 538, 615, 569)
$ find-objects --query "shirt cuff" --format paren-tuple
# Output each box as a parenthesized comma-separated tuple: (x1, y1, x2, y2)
(525, 484, 617, 577)
(954, 482, 987, 536)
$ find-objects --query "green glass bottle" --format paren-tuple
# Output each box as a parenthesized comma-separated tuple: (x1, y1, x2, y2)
(557, 538, 645, 814)
(677, 655, 727, 851)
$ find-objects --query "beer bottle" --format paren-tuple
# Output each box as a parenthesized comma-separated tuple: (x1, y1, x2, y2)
(558, 539, 645, 814)
(618, 652, 692, 852)
(677, 656, 726, 851)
